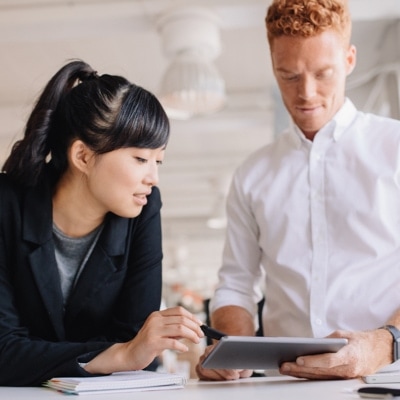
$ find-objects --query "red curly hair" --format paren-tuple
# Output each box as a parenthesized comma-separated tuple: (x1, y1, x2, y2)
(266, 0, 351, 47)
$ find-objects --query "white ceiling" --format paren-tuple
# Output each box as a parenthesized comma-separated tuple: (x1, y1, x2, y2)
(1, 0, 400, 299)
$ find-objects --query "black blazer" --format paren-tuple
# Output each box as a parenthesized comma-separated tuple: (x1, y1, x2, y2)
(0, 173, 163, 386)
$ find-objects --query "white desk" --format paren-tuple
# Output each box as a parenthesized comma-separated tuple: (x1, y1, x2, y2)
(0, 375, 385, 400)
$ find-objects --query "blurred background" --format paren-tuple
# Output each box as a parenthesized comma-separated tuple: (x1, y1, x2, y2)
(1, 0, 399, 320)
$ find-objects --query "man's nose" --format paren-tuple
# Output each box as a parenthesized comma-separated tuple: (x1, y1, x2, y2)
(298, 76, 317, 100)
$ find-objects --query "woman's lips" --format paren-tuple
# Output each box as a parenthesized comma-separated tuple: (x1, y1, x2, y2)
(133, 193, 149, 206)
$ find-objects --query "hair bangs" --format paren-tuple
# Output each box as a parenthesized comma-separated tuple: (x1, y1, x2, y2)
(106, 86, 170, 152)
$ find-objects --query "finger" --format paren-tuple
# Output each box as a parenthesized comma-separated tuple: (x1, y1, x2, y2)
(160, 306, 203, 324)
(239, 369, 254, 378)
(156, 337, 190, 353)
(158, 309, 204, 338)
(196, 365, 245, 381)
(164, 315, 204, 334)
(280, 369, 341, 380)
(217, 369, 248, 380)
(280, 361, 350, 380)
(294, 353, 344, 369)
(147, 311, 204, 340)
(156, 323, 203, 344)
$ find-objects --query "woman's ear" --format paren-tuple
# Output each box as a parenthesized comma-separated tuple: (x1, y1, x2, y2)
(69, 140, 94, 174)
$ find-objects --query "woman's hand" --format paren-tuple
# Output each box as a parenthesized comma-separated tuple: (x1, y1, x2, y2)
(85, 306, 204, 374)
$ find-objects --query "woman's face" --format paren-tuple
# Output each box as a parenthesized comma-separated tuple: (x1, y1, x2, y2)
(85, 146, 165, 218)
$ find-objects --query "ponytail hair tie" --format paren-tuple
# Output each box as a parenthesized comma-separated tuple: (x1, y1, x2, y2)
(87, 70, 98, 80)
(78, 70, 98, 83)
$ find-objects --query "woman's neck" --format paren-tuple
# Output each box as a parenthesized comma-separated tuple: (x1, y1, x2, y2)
(52, 173, 106, 238)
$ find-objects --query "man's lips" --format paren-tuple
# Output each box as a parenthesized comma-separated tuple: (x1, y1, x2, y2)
(297, 105, 322, 113)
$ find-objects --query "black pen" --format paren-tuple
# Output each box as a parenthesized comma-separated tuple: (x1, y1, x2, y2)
(358, 386, 400, 398)
(200, 325, 227, 341)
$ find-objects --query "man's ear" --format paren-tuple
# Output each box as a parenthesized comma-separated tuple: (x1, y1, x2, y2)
(346, 44, 357, 76)
(69, 140, 94, 174)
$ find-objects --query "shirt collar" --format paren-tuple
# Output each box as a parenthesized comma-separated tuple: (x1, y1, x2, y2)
(288, 98, 358, 148)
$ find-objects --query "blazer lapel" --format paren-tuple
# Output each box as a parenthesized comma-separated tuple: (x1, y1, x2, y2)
(29, 244, 66, 340)
(23, 181, 66, 340)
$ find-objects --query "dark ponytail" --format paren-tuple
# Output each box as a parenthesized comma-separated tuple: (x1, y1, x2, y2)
(2, 60, 169, 187)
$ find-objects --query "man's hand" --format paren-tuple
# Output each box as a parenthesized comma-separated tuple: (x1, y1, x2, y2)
(279, 329, 393, 380)
(195, 305, 256, 380)
(195, 344, 253, 381)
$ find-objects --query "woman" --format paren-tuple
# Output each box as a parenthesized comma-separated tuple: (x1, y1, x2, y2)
(0, 60, 203, 386)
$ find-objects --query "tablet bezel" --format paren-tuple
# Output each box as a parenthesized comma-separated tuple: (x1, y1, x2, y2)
(201, 335, 348, 370)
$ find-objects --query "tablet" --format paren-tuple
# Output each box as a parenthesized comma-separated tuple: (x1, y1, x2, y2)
(201, 335, 348, 370)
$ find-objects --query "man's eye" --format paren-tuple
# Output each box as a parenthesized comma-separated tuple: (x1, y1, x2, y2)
(317, 70, 333, 80)
(282, 75, 298, 81)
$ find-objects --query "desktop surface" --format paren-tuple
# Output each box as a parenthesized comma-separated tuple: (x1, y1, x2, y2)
(0, 375, 387, 400)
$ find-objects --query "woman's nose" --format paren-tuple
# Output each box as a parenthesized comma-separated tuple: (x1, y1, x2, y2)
(145, 164, 159, 187)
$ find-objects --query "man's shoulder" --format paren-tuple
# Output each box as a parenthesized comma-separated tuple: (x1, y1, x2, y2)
(357, 110, 400, 129)
(239, 133, 289, 169)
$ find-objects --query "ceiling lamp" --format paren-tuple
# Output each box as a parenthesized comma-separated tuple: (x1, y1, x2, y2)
(157, 6, 226, 119)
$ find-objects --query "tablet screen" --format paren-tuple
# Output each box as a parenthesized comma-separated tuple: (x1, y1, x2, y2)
(201, 336, 348, 370)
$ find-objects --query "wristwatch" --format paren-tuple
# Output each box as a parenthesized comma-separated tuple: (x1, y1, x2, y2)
(379, 325, 400, 362)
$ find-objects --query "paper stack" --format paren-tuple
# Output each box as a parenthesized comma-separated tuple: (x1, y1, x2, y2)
(43, 370, 187, 395)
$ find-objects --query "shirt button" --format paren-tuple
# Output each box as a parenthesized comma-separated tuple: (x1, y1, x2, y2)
(315, 318, 322, 325)
(313, 153, 322, 161)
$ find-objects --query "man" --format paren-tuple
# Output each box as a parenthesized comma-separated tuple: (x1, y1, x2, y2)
(196, 0, 400, 381)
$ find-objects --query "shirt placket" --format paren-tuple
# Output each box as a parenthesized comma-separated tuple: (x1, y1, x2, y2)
(308, 133, 331, 337)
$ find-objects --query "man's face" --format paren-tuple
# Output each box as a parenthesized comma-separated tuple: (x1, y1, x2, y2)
(271, 30, 356, 140)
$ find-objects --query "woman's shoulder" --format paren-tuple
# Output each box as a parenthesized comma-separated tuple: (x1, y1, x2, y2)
(0, 173, 20, 196)
(0, 173, 26, 212)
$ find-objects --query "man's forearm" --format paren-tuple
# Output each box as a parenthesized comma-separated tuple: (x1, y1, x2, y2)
(211, 305, 255, 336)
(386, 309, 400, 328)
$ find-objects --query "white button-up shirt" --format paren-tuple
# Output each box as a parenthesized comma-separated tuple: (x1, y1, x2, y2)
(211, 99, 400, 338)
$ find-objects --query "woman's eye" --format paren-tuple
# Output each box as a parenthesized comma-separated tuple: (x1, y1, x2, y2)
(156, 160, 163, 166)
(135, 157, 147, 164)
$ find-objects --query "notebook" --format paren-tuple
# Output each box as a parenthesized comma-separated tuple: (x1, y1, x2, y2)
(362, 360, 400, 384)
(43, 370, 187, 395)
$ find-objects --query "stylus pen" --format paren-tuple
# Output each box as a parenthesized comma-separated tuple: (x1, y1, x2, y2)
(358, 386, 400, 398)
(200, 325, 227, 341)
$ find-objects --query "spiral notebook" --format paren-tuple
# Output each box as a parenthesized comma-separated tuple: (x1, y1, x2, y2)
(43, 370, 187, 395)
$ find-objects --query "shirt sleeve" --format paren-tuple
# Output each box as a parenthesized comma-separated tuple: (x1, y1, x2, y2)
(210, 170, 265, 323)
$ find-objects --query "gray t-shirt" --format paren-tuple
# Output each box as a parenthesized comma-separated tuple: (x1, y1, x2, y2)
(53, 223, 103, 305)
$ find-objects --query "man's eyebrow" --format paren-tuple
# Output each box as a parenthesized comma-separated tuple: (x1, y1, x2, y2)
(275, 68, 297, 74)
(276, 65, 334, 73)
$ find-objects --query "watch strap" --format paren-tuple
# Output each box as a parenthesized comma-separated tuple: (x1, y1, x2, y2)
(379, 325, 400, 361)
